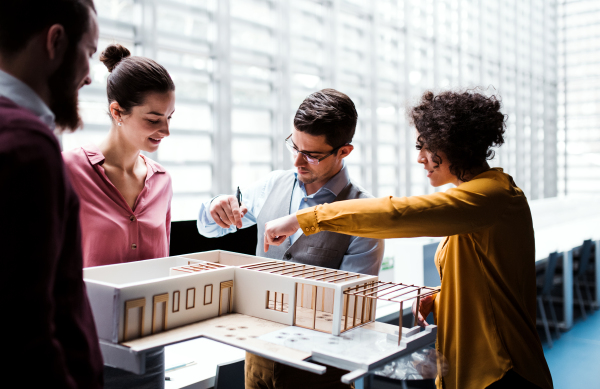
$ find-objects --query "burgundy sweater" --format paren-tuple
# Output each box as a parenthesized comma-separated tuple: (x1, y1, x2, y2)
(0, 97, 103, 388)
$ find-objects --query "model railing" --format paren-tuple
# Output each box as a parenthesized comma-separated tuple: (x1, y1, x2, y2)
(240, 260, 371, 283)
(343, 281, 440, 344)
(171, 261, 227, 274)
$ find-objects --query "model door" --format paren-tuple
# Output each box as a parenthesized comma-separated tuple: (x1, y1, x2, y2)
(123, 298, 146, 341)
(219, 280, 234, 316)
(152, 293, 168, 334)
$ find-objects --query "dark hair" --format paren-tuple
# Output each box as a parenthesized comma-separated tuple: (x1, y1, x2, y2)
(294, 88, 357, 148)
(408, 89, 506, 182)
(0, 0, 95, 55)
(100, 44, 175, 119)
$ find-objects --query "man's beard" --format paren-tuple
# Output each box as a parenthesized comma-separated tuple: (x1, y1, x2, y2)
(297, 169, 318, 185)
(47, 48, 82, 132)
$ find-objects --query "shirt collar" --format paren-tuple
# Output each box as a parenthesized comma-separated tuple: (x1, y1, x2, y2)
(83, 144, 105, 165)
(140, 154, 166, 174)
(82, 144, 166, 175)
(296, 160, 350, 197)
(0, 68, 56, 130)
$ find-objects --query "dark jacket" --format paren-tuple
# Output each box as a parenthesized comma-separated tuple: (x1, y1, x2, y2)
(0, 96, 103, 388)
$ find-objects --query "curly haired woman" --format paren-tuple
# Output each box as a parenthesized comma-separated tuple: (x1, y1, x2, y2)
(263, 90, 553, 389)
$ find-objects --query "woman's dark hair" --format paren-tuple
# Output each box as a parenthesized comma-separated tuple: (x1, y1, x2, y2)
(408, 89, 506, 182)
(294, 88, 357, 148)
(100, 44, 175, 119)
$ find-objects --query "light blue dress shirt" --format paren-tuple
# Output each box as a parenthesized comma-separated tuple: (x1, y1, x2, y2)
(198, 163, 385, 275)
(0, 69, 56, 130)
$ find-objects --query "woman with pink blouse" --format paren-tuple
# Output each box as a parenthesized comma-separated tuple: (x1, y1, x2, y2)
(64, 43, 174, 268)
(63, 43, 175, 388)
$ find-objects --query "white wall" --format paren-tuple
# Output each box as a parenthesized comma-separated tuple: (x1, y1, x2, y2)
(116, 267, 236, 342)
(233, 268, 296, 326)
(180, 250, 266, 267)
(84, 256, 196, 286)
(85, 281, 119, 342)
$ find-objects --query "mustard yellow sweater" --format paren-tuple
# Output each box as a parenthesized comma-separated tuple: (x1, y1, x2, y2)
(297, 168, 553, 389)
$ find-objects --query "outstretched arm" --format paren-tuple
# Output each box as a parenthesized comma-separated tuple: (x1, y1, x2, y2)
(265, 177, 508, 248)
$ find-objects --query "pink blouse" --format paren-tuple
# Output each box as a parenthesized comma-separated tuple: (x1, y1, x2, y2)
(63, 144, 172, 267)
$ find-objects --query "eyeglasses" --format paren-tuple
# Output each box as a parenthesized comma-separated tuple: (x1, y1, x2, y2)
(285, 134, 348, 165)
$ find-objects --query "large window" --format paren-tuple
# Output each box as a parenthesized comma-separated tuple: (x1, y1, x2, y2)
(65, 0, 559, 221)
(558, 0, 600, 195)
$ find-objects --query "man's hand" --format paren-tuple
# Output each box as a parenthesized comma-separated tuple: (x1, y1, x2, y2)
(263, 214, 301, 252)
(412, 294, 436, 327)
(209, 195, 248, 229)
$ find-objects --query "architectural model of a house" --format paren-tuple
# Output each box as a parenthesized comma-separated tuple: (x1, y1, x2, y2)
(84, 250, 437, 344)
(84, 250, 439, 381)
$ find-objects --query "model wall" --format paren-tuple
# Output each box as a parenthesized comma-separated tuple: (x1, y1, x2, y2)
(116, 267, 236, 342)
(180, 250, 267, 267)
(84, 256, 201, 286)
(85, 281, 120, 342)
(233, 268, 296, 326)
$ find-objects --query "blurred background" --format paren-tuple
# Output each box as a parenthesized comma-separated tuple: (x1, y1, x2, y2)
(62, 0, 598, 222)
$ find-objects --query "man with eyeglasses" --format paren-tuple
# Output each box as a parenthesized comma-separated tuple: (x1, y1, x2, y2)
(197, 88, 383, 389)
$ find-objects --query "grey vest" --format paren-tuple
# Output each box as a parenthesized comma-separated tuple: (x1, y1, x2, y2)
(256, 172, 373, 269)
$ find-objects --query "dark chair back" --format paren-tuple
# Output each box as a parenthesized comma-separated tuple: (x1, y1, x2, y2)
(214, 358, 245, 389)
(576, 239, 593, 278)
(542, 251, 561, 296)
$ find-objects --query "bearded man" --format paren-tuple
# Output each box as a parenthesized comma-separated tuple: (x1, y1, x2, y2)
(0, 1, 102, 388)
(197, 88, 384, 389)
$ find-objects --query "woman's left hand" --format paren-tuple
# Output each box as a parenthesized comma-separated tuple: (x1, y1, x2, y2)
(264, 214, 301, 252)
(412, 294, 436, 327)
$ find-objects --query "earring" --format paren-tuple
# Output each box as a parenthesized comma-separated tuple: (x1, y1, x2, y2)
(118, 121, 122, 126)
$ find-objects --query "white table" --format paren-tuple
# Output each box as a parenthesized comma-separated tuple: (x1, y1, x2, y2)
(164, 338, 245, 389)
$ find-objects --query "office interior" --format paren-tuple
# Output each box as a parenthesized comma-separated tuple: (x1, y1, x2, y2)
(57, 0, 599, 388)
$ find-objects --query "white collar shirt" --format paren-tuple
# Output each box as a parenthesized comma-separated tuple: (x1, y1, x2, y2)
(0, 68, 56, 130)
